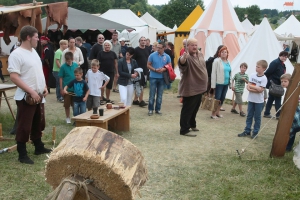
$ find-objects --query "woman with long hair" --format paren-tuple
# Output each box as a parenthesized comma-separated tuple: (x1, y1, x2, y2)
(210, 46, 231, 119)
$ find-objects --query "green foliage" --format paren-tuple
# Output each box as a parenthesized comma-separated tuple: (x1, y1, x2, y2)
(261, 9, 278, 18)
(67, 0, 111, 14)
(158, 0, 204, 28)
(296, 15, 300, 22)
(0, 0, 17, 6)
(234, 5, 261, 25)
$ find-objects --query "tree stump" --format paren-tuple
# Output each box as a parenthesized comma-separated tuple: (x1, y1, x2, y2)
(45, 126, 148, 200)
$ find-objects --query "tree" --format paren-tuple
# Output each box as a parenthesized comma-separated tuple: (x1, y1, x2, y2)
(234, 6, 246, 22)
(68, 0, 111, 14)
(246, 5, 260, 25)
(297, 15, 300, 22)
(0, 0, 17, 6)
(158, 0, 204, 28)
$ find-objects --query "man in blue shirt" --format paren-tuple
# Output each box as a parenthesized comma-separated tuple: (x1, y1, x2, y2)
(147, 42, 171, 116)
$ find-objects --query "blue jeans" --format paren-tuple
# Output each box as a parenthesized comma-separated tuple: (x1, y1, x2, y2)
(244, 102, 264, 134)
(215, 84, 228, 105)
(264, 93, 282, 117)
(52, 71, 62, 100)
(73, 101, 86, 117)
(148, 78, 165, 111)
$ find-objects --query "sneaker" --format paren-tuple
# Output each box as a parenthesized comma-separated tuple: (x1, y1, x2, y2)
(231, 109, 239, 114)
(66, 118, 71, 124)
(155, 110, 162, 115)
(139, 100, 148, 107)
(251, 132, 258, 139)
(58, 98, 64, 103)
(263, 115, 272, 118)
(238, 131, 250, 137)
(148, 110, 153, 116)
(240, 111, 246, 117)
(132, 100, 140, 105)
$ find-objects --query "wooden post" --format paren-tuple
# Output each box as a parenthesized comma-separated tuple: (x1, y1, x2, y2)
(0, 123, 2, 139)
(270, 64, 300, 157)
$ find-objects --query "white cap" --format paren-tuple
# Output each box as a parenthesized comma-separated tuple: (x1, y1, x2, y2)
(119, 37, 126, 42)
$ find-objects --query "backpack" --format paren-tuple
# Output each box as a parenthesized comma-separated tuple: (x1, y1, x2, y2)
(205, 57, 215, 77)
(163, 64, 176, 85)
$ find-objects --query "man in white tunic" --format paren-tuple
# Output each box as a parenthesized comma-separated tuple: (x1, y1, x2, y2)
(8, 26, 51, 164)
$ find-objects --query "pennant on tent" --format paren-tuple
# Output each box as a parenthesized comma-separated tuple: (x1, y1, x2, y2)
(137, 11, 141, 17)
(283, 2, 294, 6)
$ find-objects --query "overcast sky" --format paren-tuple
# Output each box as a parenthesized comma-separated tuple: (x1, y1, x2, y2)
(148, 0, 300, 11)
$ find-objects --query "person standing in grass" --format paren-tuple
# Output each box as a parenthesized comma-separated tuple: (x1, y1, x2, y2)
(53, 39, 68, 103)
(59, 52, 78, 124)
(8, 25, 51, 164)
(64, 67, 89, 117)
(178, 38, 208, 137)
(231, 62, 249, 117)
(238, 60, 268, 139)
(85, 59, 110, 110)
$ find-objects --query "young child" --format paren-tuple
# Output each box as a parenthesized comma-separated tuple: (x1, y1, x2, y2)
(231, 62, 249, 117)
(64, 67, 89, 117)
(238, 60, 268, 138)
(59, 52, 78, 123)
(85, 59, 110, 111)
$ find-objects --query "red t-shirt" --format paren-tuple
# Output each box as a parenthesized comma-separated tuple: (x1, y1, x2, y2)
(180, 48, 185, 56)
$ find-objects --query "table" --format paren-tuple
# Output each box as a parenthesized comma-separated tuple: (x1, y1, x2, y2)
(0, 84, 17, 120)
(72, 106, 130, 131)
(0, 56, 9, 75)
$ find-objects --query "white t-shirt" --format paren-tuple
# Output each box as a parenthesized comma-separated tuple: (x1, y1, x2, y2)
(86, 69, 110, 96)
(8, 47, 46, 101)
(247, 73, 267, 103)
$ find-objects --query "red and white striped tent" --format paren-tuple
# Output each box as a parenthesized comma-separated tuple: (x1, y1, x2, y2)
(189, 0, 247, 61)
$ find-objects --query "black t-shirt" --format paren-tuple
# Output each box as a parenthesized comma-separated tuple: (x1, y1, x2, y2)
(164, 49, 174, 69)
(67, 79, 89, 102)
(89, 43, 103, 60)
(133, 47, 149, 75)
(97, 51, 117, 73)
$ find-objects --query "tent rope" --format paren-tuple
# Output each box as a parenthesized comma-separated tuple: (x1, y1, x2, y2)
(237, 81, 300, 158)
(45, 177, 91, 200)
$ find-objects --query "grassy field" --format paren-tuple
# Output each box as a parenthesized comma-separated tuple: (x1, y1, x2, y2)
(1, 78, 300, 200)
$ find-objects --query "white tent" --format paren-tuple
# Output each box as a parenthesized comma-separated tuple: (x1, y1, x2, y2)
(167, 25, 177, 44)
(274, 15, 300, 62)
(100, 9, 156, 47)
(226, 17, 294, 101)
(189, 0, 247, 61)
(241, 18, 254, 35)
(141, 12, 172, 33)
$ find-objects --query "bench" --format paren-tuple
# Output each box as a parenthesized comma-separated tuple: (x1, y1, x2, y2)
(72, 106, 130, 131)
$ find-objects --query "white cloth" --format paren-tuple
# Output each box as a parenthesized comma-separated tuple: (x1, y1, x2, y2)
(8, 47, 46, 101)
(61, 47, 84, 66)
(247, 73, 267, 103)
(118, 84, 134, 106)
(86, 69, 110, 96)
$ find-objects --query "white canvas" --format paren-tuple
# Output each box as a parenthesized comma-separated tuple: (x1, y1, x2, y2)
(226, 18, 294, 101)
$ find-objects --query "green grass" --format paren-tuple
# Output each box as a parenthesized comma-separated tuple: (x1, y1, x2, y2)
(1, 84, 300, 200)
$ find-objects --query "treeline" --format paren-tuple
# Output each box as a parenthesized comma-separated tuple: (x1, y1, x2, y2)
(235, 6, 300, 25)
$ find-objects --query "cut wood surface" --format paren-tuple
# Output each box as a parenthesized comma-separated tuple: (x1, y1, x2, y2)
(271, 64, 300, 157)
(45, 126, 147, 200)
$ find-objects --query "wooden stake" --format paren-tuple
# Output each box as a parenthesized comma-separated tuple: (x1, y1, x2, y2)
(0, 123, 3, 139)
(52, 126, 56, 145)
(7, 144, 17, 152)
(270, 64, 300, 157)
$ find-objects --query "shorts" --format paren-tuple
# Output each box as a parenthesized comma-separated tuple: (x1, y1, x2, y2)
(87, 95, 100, 109)
(234, 92, 243, 104)
(63, 93, 73, 108)
(103, 72, 114, 90)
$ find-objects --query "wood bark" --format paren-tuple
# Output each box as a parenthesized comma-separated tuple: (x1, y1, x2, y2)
(45, 126, 148, 200)
(271, 64, 300, 157)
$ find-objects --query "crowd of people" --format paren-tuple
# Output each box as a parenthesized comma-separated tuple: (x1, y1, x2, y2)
(6, 25, 297, 164)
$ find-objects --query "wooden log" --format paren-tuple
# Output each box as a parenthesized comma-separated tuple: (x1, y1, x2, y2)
(45, 126, 148, 200)
(7, 144, 17, 152)
(270, 64, 300, 157)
